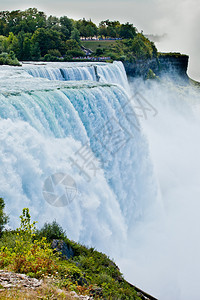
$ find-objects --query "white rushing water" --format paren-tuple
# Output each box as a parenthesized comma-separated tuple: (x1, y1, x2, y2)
(23, 61, 130, 92)
(0, 61, 200, 299)
(0, 63, 155, 254)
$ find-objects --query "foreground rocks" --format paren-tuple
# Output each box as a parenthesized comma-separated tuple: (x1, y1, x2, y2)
(0, 270, 92, 299)
(0, 270, 42, 289)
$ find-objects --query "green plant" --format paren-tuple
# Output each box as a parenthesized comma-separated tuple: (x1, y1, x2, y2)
(0, 52, 20, 66)
(0, 208, 57, 278)
(36, 220, 65, 242)
(146, 68, 157, 80)
(0, 198, 9, 236)
(0, 207, 143, 299)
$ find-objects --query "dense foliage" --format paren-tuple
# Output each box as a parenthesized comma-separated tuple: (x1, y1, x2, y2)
(0, 206, 142, 299)
(0, 8, 157, 63)
(93, 34, 158, 62)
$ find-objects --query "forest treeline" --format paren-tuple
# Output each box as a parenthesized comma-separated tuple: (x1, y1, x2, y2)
(0, 8, 157, 63)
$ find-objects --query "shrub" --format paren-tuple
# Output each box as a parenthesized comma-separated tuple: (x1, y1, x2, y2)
(43, 54, 61, 61)
(0, 198, 9, 236)
(0, 208, 58, 278)
(66, 49, 85, 57)
(0, 52, 20, 66)
(48, 49, 61, 57)
(95, 48, 104, 56)
(146, 68, 157, 79)
(36, 220, 65, 242)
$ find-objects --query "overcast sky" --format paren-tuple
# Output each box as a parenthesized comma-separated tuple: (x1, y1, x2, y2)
(1, 0, 200, 79)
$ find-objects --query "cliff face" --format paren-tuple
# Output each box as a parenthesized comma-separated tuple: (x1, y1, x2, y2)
(123, 58, 159, 78)
(158, 54, 189, 78)
(123, 53, 189, 80)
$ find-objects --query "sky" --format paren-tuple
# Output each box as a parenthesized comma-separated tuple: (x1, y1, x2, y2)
(1, 0, 200, 77)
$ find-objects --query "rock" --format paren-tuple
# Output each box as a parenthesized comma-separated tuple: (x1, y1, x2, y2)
(0, 270, 42, 289)
(123, 53, 189, 81)
(77, 276, 88, 286)
(51, 239, 74, 259)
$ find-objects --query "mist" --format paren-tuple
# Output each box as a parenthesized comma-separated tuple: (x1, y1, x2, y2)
(117, 77, 200, 300)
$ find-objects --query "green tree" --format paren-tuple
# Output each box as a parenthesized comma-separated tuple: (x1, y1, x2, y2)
(31, 41, 41, 60)
(98, 25, 108, 38)
(65, 39, 81, 51)
(36, 220, 65, 242)
(46, 15, 60, 30)
(0, 198, 9, 236)
(120, 22, 137, 39)
(70, 28, 80, 43)
(19, 8, 46, 34)
(107, 26, 117, 38)
(60, 16, 73, 39)
(130, 34, 152, 59)
(31, 28, 63, 57)
(22, 36, 31, 60)
(8, 34, 20, 57)
(76, 18, 97, 38)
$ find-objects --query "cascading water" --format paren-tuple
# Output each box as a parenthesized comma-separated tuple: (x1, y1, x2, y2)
(0, 63, 155, 256)
(23, 61, 130, 92)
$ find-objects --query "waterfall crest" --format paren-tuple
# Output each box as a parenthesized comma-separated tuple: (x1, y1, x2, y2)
(23, 61, 130, 91)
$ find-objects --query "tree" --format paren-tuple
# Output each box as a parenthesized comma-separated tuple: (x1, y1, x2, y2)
(31, 41, 41, 60)
(70, 28, 80, 43)
(76, 18, 97, 38)
(31, 28, 63, 57)
(107, 26, 117, 38)
(20, 8, 46, 34)
(60, 16, 73, 39)
(0, 198, 9, 236)
(85, 24, 96, 38)
(131, 35, 152, 59)
(98, 25, 108, 38)
(46, 15, 60, 30)
(65, 39, 80, 51)
(119, 23, 137, 39)
(22, 36, 31, 60)
(36, 220, 65, 242)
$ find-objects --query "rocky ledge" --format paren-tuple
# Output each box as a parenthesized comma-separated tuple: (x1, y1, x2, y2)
(123, 53, 189, 80)
(0, 270, 92, 299)
(0, 270, 42, 289)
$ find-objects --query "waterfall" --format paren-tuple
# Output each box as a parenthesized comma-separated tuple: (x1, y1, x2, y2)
(23, 61, 130, 92)
(0, 64, 155, 254)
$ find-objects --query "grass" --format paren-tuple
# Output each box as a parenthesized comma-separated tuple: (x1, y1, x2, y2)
(81, 40, 117, 52)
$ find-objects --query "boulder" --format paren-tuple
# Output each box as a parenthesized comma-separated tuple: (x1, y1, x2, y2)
(51, 239, 74, 259)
